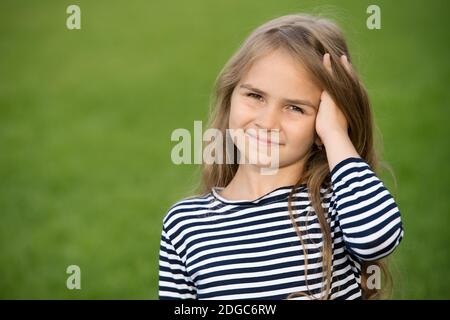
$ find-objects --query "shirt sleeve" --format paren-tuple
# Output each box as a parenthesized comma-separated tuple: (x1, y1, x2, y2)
(329, 157, 404, 261)
(158, 222, 197, 299)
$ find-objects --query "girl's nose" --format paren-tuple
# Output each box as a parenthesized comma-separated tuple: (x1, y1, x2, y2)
(254, 104, 280, 130)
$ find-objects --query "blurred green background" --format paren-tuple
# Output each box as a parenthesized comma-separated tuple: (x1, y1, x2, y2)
(0, 0, 449, 299)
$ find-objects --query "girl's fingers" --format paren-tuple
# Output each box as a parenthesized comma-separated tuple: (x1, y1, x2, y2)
(340, 55, 353, 74)
(324, 53, 353, 76)
(323, 53, 333, 75)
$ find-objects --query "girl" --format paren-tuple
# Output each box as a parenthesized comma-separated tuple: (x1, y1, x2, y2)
(158, 13, 404, 300)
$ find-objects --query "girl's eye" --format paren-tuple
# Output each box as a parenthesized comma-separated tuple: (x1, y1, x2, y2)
(287, 105, 304, 114)
(246, 93, 264, 101)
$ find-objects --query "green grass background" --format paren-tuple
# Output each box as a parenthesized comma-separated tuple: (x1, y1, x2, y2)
(0, 0, 449, 299)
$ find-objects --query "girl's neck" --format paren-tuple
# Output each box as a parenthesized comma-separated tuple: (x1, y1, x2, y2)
(218, 159, 305, 201)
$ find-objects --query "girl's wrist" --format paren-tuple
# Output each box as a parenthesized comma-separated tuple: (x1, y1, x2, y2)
(322, 131, 361, 172)
(319, 128, 349, 146)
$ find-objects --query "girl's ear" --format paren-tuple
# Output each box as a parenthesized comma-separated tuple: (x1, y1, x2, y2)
(315, 137, 323, 148)
(314, 128, 323, 147)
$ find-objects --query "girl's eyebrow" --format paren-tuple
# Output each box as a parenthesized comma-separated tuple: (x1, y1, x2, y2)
(239, 83, 317, 109)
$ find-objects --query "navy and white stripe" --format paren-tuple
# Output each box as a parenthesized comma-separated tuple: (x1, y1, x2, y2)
(158, 157, 404, 299)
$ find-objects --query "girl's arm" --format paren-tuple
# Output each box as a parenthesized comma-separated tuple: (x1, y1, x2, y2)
(158, 224, 197, 299)
(320, 112, 404, 261)
(321, 129, 361, 172)
(317, 54, 404, 261)
(327, 154, 404, 261)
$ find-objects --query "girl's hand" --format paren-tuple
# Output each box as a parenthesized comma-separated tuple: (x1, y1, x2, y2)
(315, 53, 361, 171)
(315, 53, 353, 146)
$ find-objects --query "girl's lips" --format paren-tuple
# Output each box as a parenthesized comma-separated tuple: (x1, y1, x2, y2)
(245, 131, 283, 145)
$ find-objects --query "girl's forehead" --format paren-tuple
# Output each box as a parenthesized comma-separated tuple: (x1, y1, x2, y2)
(239, 49, 321, 98)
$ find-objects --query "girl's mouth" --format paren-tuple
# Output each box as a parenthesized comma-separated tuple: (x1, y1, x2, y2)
(245, 131, 282, 145)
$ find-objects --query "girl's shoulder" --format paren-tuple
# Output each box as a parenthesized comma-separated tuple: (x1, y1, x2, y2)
(161, 192, 215, 228)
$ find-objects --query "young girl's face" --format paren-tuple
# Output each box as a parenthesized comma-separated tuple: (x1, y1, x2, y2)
(229, 48, 322, 170)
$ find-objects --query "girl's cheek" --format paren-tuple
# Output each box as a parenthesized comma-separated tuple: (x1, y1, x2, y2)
(284, 121, 315, 143)
(244, 97, 259, 108)
(230, 101, 255, 126)
(229, 106, 247, 129)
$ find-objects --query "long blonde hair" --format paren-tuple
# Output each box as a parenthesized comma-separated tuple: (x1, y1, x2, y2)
(196, 13, 394, 299)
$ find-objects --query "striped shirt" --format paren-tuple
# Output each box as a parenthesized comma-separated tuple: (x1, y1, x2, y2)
(158, 157, 404, 300)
